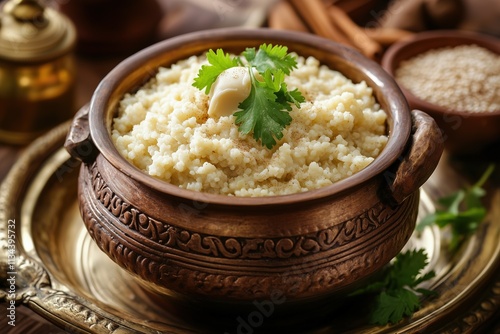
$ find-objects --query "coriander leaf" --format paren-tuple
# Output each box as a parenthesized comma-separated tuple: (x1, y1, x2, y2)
(285, 87, 306, 108)
(370, 292, 402, 325)
(449, 207, 486, 250)
(474, 164, 495, 189)
(417, 164, 495, 251)
(193, 44, 305, 149)
(348, 281, 388, 296)
(415, 287, 438, 297)
(464, 188, 485, 210)
(438, 190, 465, 215)
(349, 248, 436, 326)
(389, 249, 430, 288)
(433, 211, 461, 228)
(452, 208, 485, 233)
(244, 44, 298, 75)
(416, 213, 437, 232)
(464, 164, 494, 208)
(192, 49, 240, 94)
(413, 271, 436, 287)
(276, 83, 306, 109)
(370, 289, 420, 325)
(262, 68, 285, 92)
(234, 78, 292, 149)
(241, 47, 256, 63)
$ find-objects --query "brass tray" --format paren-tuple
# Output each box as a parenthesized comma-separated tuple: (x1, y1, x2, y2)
(1, 122, 499, 333)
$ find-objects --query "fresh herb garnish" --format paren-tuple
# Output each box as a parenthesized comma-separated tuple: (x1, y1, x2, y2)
(417, 164, 495, 251)
(193, 49, 240, 95)
(350, 248, 436, 325)
(193, 44, 305, 149)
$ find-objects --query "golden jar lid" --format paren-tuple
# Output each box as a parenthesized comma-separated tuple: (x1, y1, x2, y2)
(0, 0, 76, 62)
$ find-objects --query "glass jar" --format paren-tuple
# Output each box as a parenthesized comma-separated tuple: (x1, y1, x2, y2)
(0, 0, 76, 144)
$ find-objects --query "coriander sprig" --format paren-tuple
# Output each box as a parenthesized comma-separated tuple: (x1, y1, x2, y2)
(193, 44, 305, 149)
(350, 249, 436, 325)
(193, 49, 241, 95)
(417, 164, 495, 251)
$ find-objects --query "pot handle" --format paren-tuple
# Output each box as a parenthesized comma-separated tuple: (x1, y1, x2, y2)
(384, 109, 443, 205)
(64, 104, 98, 163)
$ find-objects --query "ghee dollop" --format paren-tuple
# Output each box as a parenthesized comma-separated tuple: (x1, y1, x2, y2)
(208, 66, 252, 117)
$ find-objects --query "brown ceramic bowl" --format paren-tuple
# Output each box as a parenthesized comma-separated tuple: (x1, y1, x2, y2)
(381, 30, 500, 155)
(65, 28, 443, 312)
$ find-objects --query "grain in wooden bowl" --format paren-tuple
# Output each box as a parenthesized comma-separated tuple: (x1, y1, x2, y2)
(382, 30, 500, 155)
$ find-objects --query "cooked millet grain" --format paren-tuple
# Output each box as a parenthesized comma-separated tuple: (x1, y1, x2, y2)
(112, 54, 388, 197)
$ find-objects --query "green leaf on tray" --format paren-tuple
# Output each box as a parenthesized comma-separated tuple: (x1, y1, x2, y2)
(350, 248, 436, 326)
(370, 289, 420, 325)
(417, 164, 495, 251)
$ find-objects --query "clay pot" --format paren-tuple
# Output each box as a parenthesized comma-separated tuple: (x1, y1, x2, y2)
(382, 30, 500, 155)
(65, 28, 443, 309)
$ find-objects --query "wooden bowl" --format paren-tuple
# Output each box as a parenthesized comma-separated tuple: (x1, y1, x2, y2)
(65, 28, 443, 312)
(381, 30, 500, 155)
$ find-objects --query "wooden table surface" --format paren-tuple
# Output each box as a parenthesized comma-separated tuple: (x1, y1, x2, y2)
(1, 1, 500, 333)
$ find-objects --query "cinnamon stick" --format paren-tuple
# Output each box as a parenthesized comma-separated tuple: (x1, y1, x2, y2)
(268, 1, 309, 33)
(286, 0, 354, 47)
(364, 28, 415, 46)
(327, 5, 382, 60)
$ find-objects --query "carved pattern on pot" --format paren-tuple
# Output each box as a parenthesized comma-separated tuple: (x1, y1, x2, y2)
(79, 162, 418, 299)
(88, 161, 410, 260)
(81, 187, 416, 299)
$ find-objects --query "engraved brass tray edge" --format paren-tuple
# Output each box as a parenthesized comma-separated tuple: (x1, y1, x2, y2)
(0, 122, 499, 333)
(0, 123, 167, 334)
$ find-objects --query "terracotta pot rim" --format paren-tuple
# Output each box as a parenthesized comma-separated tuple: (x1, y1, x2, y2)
(89, 27, 411, 206)
(381, 29, 500, 117)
